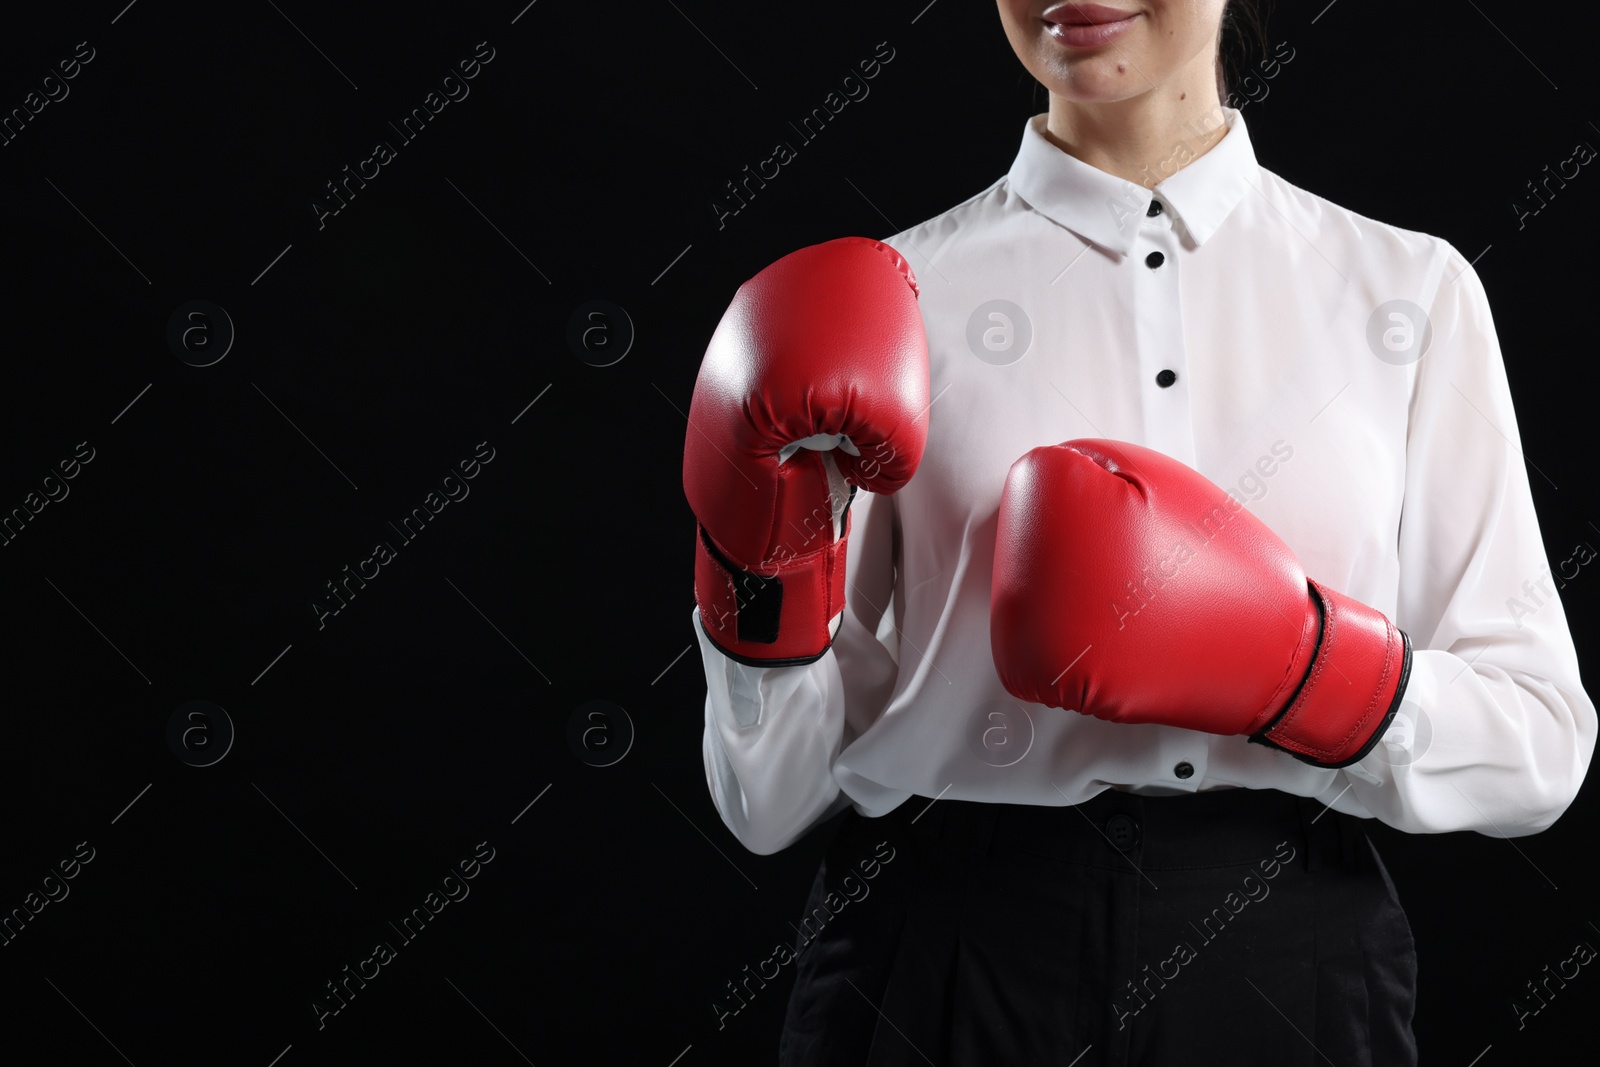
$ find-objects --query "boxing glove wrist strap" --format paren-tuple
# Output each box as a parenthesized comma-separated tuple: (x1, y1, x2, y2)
(693, 510, 852, 668)
(1251, 579, 1412, 768)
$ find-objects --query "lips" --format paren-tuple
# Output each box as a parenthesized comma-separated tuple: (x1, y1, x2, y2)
(1042, 3, 1138, 26)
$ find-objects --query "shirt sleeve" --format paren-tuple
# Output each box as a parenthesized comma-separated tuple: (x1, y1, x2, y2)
(697, 481, 903, 854)
(1342, 240, 1597, 836)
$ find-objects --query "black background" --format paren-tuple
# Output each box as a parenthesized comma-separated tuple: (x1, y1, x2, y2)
(0, 1, 1596, 1063)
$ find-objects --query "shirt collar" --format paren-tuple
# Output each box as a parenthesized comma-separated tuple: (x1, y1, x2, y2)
(1005, 106, 1259, 256)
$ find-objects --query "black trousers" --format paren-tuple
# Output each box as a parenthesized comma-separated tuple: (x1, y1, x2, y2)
(778, 787, 1417, 1066)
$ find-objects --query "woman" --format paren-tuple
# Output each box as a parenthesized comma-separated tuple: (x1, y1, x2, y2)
(683, 2, 1596, 1063)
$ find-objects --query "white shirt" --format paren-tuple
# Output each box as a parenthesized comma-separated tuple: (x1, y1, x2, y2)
(693, 107, 1597, 855)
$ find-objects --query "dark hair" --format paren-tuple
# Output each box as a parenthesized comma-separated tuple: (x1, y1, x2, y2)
(1216, 0, 1271, 107)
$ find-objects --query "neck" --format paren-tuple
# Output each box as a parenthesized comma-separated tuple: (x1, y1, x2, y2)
(1042, 76, 1231, 190)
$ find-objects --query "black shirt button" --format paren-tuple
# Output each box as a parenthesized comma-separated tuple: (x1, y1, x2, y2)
(1146, 200, 1163, 217)
(1174, 761, 1194, 779)
(1156, 369, 1177, 388)
(1145, 251, 1165, 269)
(1105, 813, 1140, 852)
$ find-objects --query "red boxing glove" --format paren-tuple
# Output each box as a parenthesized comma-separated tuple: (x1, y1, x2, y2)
(990, 439, 1410, 767)
(684, 237, 929, 666)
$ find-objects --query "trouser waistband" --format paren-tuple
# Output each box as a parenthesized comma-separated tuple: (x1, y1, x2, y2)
(890, 787, 1361, 873)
